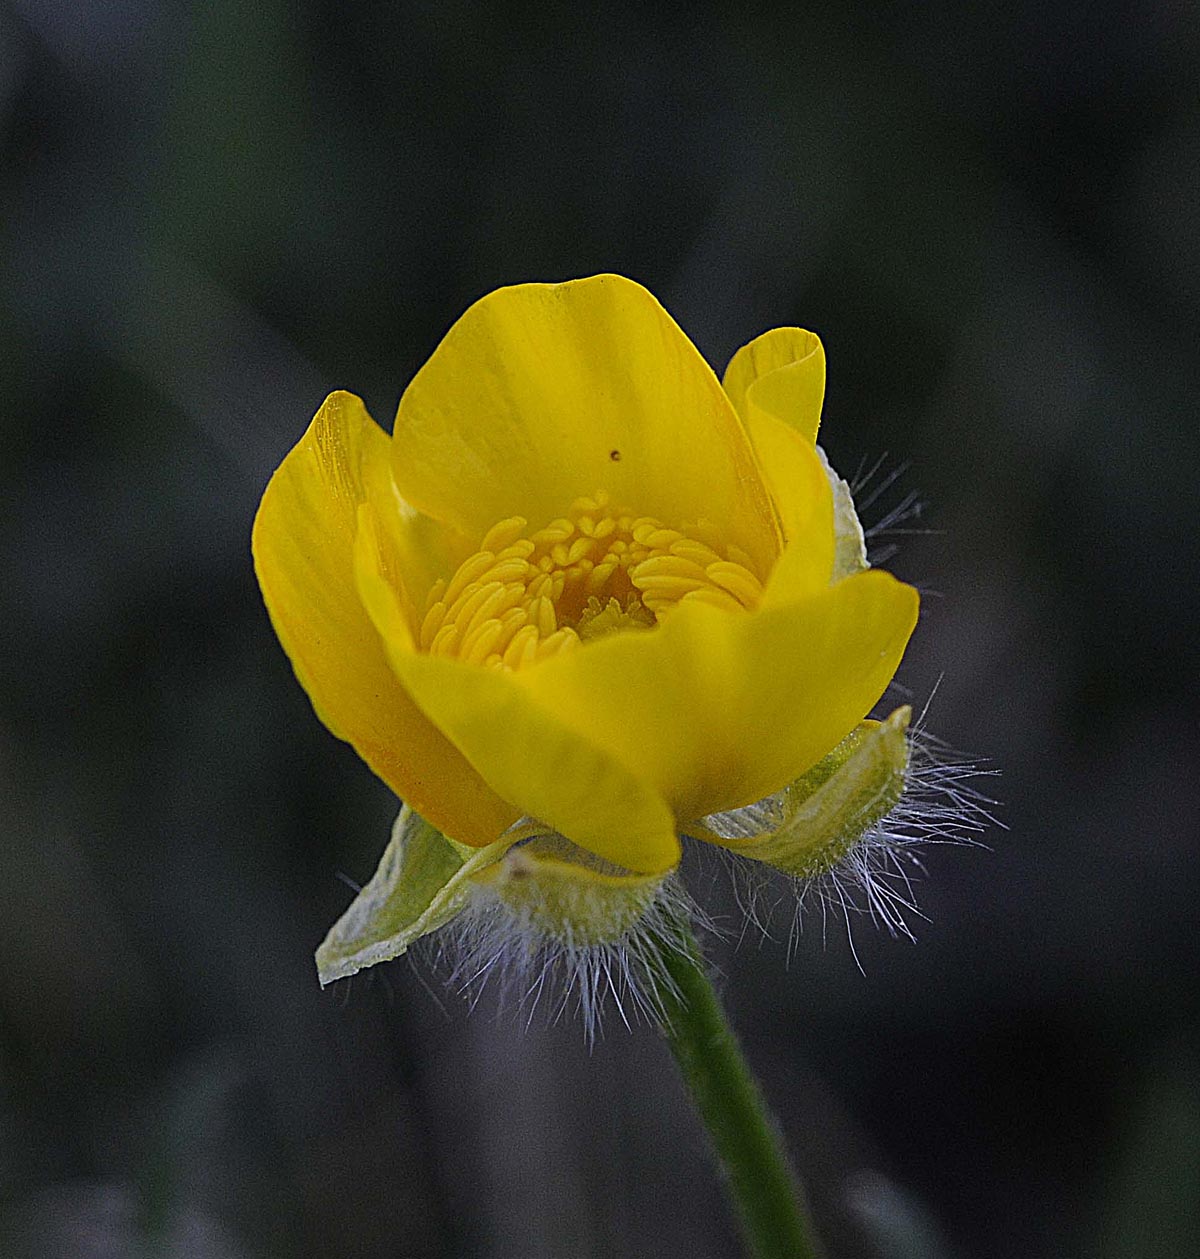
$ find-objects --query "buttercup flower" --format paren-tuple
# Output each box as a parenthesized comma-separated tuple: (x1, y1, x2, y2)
(252, 275, 920, 989)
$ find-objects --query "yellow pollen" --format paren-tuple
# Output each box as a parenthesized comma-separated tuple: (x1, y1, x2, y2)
(421, 491, 764, 670)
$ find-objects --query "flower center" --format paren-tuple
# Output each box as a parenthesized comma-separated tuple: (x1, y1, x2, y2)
(418, 490, 764, 670)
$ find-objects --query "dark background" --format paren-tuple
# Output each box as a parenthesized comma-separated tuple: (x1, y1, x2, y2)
(2, 3, 1198, 1257)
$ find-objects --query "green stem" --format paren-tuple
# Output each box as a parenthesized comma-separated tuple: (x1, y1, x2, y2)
(654, 919, 823, 1259)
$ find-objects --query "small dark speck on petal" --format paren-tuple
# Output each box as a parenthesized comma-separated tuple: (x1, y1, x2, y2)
(610, 449, 621, 461)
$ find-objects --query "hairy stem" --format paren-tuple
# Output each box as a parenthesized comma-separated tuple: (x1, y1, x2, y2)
(654, 919, 822, 1259)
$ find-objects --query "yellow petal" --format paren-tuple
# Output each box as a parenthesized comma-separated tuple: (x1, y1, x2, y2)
(516, 571, 920, 825)
(251, 391, 518, 846)
(391, 274, 780, 576)
(723, 327, 826, 445)
(745, 409, 836, 604)
(723, 329, 838, 600)
(353, 525, 682, 875)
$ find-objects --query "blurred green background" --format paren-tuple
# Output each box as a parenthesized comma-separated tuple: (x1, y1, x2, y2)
(2, 2, 1198, 1257)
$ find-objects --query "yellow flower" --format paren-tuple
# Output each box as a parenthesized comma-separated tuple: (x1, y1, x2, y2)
(252, 275, 919, 985)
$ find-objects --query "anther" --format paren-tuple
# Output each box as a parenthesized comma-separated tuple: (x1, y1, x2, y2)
(461, 617, 507, 665)
(706, 561, 763, 607)
(480, 516, 528, 553)
(670, 539, 722, 566)
(444, 580, 482, 624)
(679, 587, 745, 613)
(633, 555, 710, 583)
(463, 582, 522, 636)
(478, 557, 533, 586)
(421, 493, 767, 672)
(424, 577, 446, 611)
(450, 582, 500, 630)
(529, 596, 558, 637)
(419, 600, 448, 649)
(444, 554, 494, 606)
(566, 536, 596, 565)
(586, 559, 619, 592)
(430, 623, 459, 656)
(503, 624, 540, 669)
(537, 628, 580, 660)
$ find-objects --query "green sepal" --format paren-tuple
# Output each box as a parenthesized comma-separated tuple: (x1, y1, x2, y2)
(473, 834, 668, 949)
(694, 705, 910, 879)
(315, 805, 516, 986)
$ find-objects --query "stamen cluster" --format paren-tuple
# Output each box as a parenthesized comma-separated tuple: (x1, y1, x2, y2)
(418, 490, 765, 669)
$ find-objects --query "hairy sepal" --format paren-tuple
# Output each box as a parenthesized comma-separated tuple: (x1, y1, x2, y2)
(315, 805, 517, 986)
(697, 705, 911, 878)
(471, 834, 669, 950)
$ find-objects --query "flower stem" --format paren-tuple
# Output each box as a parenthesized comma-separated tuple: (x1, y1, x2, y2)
(654, 919, 822, 1259)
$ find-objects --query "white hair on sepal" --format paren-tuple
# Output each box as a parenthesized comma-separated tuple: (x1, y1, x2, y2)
(420, 869, 712, 1046)
(847, 452, 935, 569)
(703, 688, 998, 972)
(690, 828, 786, 952)
(792, 699, 999, 969)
